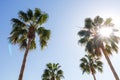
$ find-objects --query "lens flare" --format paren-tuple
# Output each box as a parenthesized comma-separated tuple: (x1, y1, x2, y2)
(8, 43, 12, 56)
(99, 27, 112, 37)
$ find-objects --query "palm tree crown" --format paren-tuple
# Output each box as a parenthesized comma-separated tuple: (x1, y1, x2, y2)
(78, 16, 119, 57)
(42, 63, 64, 80)
(9, 8, 50, 50)
(80, 54, 103, 74)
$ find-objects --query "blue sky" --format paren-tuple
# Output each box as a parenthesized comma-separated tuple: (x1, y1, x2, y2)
(1, 0, 120, 80)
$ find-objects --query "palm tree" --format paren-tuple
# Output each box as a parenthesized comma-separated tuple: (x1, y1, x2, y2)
(80, 54, 103, 80)
(78, 16, 120, 80)
(9, 8, 51, 80)
(42, 63, 64, 80)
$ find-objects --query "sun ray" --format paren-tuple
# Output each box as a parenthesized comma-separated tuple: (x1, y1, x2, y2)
(8, 43, 12, 56)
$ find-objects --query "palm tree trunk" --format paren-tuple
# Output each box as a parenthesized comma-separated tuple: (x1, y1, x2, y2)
(92, 73, 96, 80)
(91, 68, 96, 80)
(102, 46, 119, 80)
(51, 76, 55, 80)
(18, 39, 32, 80)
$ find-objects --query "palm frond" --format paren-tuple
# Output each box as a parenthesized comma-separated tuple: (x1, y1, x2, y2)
(94, 16, 103, 26)
(27, 9, 33, 20)
(47, 63, 53, 70)
(80, 57, 88, 63)
(84, 18, 93, 29)
(37, 13, 48, 25)
(9, 34, 18, 44)
(104, 18, 113, 26)
(29, 39, 36, 50)
(37, 27, 51, 49)
(34, 8, 41, 20)
(85, 40, 94, 54)
(19, 39, 27, 49)
(57, 70, 64, 78)
(78, 30, 90, 37)
(78, 37, 89, 45)
(38, 27, 51, 40)
(18, 11, 28, 22)
(97, 67, 103, 73)
(11, 18, 26, 28)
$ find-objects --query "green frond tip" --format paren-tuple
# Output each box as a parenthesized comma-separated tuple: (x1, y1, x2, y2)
(18, 11, 28, 22)
(34, 8, 41, 19)
(37, 13, 48, 25)
(27, 9, 33, 20)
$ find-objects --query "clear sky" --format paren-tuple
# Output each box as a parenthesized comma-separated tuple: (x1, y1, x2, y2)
(1, 0, 120, 80)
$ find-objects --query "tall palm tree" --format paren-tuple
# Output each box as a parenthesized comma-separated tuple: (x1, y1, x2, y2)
(78, 16, 120, 80)
(80, 54, 103, 80)
(9, 8, 51, 80)
(42, 63, 64, 80)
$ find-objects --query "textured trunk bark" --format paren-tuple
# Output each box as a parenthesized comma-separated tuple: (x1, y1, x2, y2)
(102, 46, 119, 80)
(18, 39, 31, 80)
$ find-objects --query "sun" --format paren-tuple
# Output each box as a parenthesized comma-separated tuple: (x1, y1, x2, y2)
(99, 27, 112, 38)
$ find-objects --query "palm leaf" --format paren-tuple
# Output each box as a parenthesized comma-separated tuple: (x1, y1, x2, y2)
(94, 16, 103, 26)
(34, 8, 41, 20)
(37, 27, 51, 49)
(18, 11, 28, 22)
(19, 39, 27, 49)
(29, 39, 36, 50)
(27, 9, 33, 20)
(37, 13, 48, 25)
(11, 18, 26, 27)
(78, 30, 91, 37)
(84, 18, 93, 29)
